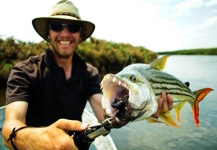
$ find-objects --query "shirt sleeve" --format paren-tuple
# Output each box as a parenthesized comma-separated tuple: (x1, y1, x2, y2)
(6, 61, 35, 105)
(87, 72, 102, 97)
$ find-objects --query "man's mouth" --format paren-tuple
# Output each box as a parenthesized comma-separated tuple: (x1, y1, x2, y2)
(59, 40, 71, 45)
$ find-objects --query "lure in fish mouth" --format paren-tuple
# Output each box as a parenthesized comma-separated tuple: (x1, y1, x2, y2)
(101, 55, 213, 129)
(101, 71, 158, 128)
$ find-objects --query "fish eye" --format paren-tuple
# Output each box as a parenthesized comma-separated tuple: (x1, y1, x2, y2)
(129, 75, 137, 82)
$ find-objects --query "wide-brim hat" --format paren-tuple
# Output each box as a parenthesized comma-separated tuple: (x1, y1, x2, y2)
(32, 0, 95, 42)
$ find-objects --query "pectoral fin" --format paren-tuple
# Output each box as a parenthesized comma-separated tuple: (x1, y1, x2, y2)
(159, 111, 179, 128)
(145, 117, 168, 126)
(174, 101, 186, 122)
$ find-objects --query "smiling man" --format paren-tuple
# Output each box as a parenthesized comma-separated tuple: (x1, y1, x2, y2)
(2, 0, 173, 150)
(2, 1, 104, 149)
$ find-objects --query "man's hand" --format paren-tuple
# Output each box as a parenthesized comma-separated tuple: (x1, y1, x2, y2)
(42, 119, 89, 150)
(152, 91, 173, 118)
(3, 119, 89, 150)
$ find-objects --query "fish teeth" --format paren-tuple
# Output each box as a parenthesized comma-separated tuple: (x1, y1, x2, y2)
(118, 81, 121, 85)
(106, 74, 111, 79)
(112, 77, 117, 82)
(123, 83, 126, 87)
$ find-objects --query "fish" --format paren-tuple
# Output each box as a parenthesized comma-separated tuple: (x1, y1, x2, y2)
(101, 55, 213, 128)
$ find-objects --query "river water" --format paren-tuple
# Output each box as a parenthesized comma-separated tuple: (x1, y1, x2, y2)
(0, 55, 217, 149)
(108, 55, 217, 150)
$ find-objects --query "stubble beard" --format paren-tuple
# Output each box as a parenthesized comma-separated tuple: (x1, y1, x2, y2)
(53, 46, 73, 59)
(50, 40, 78, 59)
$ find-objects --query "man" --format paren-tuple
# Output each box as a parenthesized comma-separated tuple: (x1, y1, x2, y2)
(2, 0, 173, 150)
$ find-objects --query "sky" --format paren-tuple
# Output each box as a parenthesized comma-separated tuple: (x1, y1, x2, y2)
(0, 0, 217, 52)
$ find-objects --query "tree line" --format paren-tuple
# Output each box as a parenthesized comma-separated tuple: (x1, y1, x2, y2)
(0, 36, 157, 87)
(158, 48, 217, 55)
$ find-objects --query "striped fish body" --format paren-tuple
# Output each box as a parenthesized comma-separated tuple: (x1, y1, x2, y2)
(145, 68, 195, 108)
(101, 55, 213, 128)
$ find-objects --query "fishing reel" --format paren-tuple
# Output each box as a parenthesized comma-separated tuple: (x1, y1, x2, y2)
(73, 118, 113, 150)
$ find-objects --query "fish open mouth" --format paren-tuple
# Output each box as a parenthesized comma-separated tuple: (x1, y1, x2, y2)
(101, 74, 147, 128)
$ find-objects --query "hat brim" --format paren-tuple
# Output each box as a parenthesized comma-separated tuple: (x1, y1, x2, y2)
(32, 16, 95, 42)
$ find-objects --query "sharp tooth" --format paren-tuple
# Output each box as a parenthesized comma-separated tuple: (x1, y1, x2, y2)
(123, 83, 126, 87)
(112, 77, 116, 82)
(106, 74, 110, 79)
(118, 81, 121, 85)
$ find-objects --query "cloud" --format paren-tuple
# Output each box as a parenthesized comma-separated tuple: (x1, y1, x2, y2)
(205, 0, 217, 7)
(204, 16, 217, 26)
(174, 0, 203, 9)
(0, 0, 216, 51)
(211, 9, 217, 13)
(173, 0, 203, 16)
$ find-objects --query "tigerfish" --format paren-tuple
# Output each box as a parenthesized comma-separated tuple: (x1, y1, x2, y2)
(101, 55, 213, 128)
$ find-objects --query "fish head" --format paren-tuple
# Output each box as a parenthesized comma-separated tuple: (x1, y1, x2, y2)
(101, 64, 158, 128)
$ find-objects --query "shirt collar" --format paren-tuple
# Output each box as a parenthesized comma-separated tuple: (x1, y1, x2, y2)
(44, 48, 87, 79)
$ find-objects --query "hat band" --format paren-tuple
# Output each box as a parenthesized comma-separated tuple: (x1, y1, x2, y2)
(51, 12, 80, 19)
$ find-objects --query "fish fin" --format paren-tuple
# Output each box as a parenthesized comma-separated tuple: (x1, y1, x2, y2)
(174, 101, 187, 122)
(191, 88, 213, 128)
(145, 117, 168, 126)
(184, 82, 190, 87)
(150, 55, 170, 70)
(159, 111, 179, 128)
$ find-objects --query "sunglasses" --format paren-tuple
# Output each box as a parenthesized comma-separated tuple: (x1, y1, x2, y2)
(49, 22, 82, 33)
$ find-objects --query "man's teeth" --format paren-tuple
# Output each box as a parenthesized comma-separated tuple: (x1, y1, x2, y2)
(60, 41, 70, 45)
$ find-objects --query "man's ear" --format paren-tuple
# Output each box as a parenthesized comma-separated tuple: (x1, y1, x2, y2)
(47, 35, 50, 42)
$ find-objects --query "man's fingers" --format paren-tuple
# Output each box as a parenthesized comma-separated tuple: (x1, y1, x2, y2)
(167, 94, 173, 110)
(54, 119, 89, 131)
(161, 91, 169, 112)
(152, 97, 163, 118)
(152, 92, 173, 119)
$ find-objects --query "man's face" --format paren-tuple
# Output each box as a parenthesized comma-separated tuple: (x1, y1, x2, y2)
(48, 20, 81, 59)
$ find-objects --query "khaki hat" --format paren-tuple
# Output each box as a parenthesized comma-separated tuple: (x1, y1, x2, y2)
(32, 0, 95, 42)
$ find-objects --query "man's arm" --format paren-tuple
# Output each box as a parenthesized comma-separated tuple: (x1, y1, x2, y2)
(89, 93, 105, 123)
(2, 101, 89, 150)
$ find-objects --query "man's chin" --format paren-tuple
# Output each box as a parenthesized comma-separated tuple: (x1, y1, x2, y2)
(57, 53, 72, 59)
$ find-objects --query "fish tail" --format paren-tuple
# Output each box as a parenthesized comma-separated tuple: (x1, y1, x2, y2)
(191, 88, 213, 128)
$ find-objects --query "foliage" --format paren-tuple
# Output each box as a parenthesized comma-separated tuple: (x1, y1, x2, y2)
(158, 48, 217, 55)
(78, 38, 157, 77)
(0, 36, 157, 85)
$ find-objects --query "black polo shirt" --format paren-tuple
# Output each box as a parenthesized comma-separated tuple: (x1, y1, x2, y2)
(6, 49, 101, 127)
